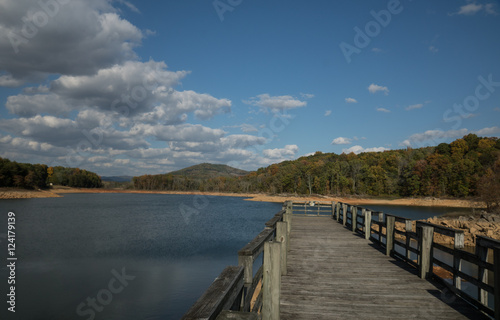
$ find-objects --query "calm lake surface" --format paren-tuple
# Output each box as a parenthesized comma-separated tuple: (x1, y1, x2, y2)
(0, 194, 472, 319)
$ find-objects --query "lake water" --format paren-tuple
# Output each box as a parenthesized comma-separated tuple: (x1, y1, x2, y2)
(0, 194, 472, 319)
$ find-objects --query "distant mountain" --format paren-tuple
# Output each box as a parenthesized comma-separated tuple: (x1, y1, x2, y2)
(168, 163, 248, 179)
(101, 176, 133, 182)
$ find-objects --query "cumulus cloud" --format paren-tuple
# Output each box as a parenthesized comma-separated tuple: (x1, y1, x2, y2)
(342, 145, 389, 154)
(376, 107, 390, 113)
(244, 94, 307, 112)
(451, 2, 496, 15)
(406, 103, 424, 111)
(345, 97, 358, 103)
(262, 145, 299, 159)
(0, 0, 144, 84)
(300, 93, 314, 99)
(368, 83, 389, 95)
(331, 137, 352, 145)
(399, 127, 500, 147)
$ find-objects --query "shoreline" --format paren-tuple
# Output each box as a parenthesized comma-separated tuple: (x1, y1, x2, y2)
(0, 187, 486, 208)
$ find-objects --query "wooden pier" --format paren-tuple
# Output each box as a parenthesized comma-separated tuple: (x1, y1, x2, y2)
(182, 201, 499, 320)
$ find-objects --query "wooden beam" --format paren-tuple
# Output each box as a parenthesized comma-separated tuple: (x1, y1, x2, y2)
(495, 247, 500, 320)
(419, 225, 434, 279)
(276, 222, 288, 276)
(386, 215, 395, 256)
(262, 241, 281, 320)
(475, 243, 489, 306)
(364, 210, 371, 240)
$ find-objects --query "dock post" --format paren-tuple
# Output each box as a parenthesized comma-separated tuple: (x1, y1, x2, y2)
(453, 232, 464, 291)
(276, 222, 288, 276)
(238, 254, 253, 310)
(342, 204, 347, 226)
(476, 242, 489, 307)
(336, 202, 341, 222)
(351, 206, 357, 232)
(386, 215, 395, 256)
(405, 219, 412, 261)
(284, 201, 292, 248)
(419, 225, 434, 279)
(494, 247, 500, 320)
(262, 241, 281, 320)
(364, 210, 371, 240)
(331, 201, 335, 219)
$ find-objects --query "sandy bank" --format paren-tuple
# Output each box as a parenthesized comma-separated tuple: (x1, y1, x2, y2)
(0, 188, 62, 199)
(0, 187, 485, 209)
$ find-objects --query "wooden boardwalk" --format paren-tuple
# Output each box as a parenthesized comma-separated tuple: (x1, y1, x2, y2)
(280, 215, 489, 320)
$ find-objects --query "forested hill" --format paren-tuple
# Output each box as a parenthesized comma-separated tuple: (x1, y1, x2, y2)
(133, 134, 500, 204)
(169, 163, 248, 178)
(0, 158, 103, 189)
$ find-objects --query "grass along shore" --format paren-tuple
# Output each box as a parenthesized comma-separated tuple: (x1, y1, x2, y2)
(0, 186, 486, 208)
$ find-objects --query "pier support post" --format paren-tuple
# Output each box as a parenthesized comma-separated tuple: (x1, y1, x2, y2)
(386, 215, 395, 256)
(351, 206, 357, 232)
(475, 243, 489, 306)
(276, 222, 288, 276)
(238, 254, 253, 310)
(364, 210, 371, 240)
(331, 201, 335, 219)
(342, 204, 347, 226)
(453, 232, 464, 290)
(336, 202, 341, 222)
(262, 241, 281, 320)
(418, 225, 434, 279)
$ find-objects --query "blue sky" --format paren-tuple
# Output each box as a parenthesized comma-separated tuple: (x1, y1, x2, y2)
(0, 0, 499, 176)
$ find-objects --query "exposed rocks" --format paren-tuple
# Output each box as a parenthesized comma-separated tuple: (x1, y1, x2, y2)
(423, 211, 500, 247)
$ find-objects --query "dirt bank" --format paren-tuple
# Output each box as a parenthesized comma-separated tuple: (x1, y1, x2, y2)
(0, 187, 485, 209)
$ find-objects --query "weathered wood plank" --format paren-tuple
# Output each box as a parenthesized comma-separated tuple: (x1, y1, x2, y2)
(280, 215, 488, 320)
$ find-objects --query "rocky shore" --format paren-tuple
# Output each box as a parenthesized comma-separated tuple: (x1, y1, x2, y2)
(424, 211, 500, 247)
(0, 188, 61, 199)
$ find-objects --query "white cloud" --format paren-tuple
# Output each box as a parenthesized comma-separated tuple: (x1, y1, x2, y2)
(243, 94, 307, 112)
(406, 103, 424, 111)
(342, 145, 389, 154)
(331, 137, 352, 145)
(475, 126, 500, 136)
(451, 2, 496, 15)
(345, 97, 358, 103)
(368, 83, 389, 95)
(376, 108, 391, 113)
(300, 93, 315, 99)
(324, 110, 332, 116)
(262, 145, 299, 159)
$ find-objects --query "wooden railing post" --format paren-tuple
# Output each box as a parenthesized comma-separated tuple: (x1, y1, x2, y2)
(342, 204, 347, 226)
(336, 202, 341, 222)
(331, 201, 335, 219)
(386, 215, 395, 256)
(262, 241, 281, 320)
(418, 225, 434, 279)
(237, 254, 253, 310)
(276, 222, 288, 276)
(495, 247, 500, 320)
(351, 206, 357, 232)
(378, 212, 384, 246)
(284, 201, 292, 241)
(453, 231, 464, 291)
(405, 219, 412, 261)
(475, 242, 489, 307)
(364, 210, 371, 240)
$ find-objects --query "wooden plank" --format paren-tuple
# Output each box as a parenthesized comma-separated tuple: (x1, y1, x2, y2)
(276, 222, 288, 276)
(216, 311, 259, 320)
(280, 216, 487, 320)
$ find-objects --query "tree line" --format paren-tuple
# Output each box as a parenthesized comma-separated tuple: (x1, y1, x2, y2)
(0, 158, 103, 189)
(133, 134, 500, 203)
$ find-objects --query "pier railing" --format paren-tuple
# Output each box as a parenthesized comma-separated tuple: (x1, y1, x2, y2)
(329, 200, 500, 319)
(181, 202, 292, 320)
(182, 200, 500, 320)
